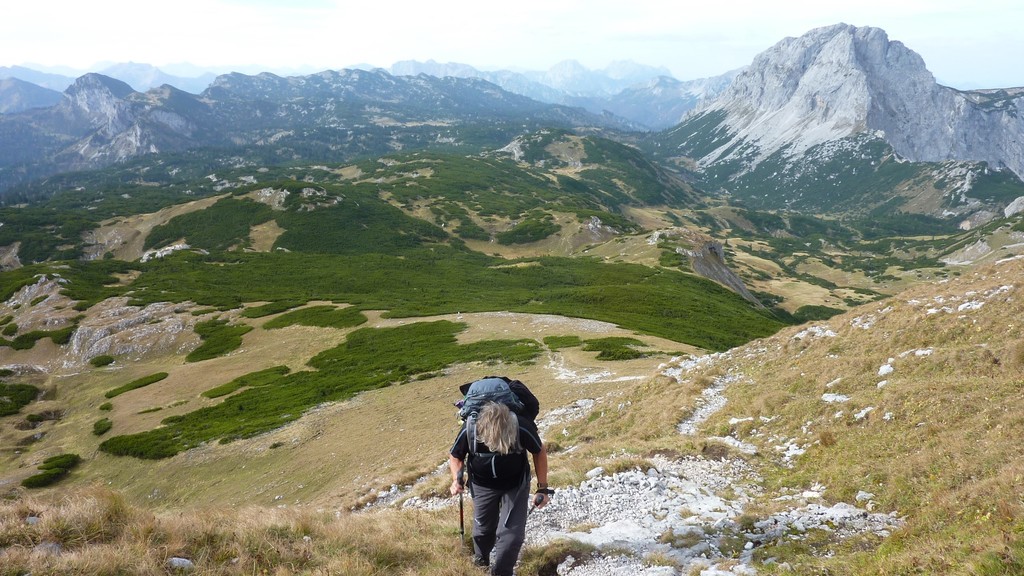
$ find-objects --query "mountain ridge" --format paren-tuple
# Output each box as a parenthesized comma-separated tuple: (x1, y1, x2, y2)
(655, 23, 1024, 224)
(0, 77, 63, 113)
(683, 23, 1024, 178)
(0, 68, 633, 196)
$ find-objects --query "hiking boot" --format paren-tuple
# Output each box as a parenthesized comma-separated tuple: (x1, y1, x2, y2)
(472, 555, 490, 568)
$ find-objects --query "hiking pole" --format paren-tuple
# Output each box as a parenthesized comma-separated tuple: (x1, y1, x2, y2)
(458, 475, 466, 548)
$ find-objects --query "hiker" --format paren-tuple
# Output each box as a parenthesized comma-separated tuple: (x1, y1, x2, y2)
(449, 401, 551, 575)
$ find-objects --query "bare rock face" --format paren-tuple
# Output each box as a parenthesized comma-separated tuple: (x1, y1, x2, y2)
(683, 242, 763, 308)
(58, 74, 137, 135)
(64, 298, 200, 369)
(0, 275, 200, 372)
(697, 23, 1024, 179)
(1, 275, 79, 332)
(46, 74, 197, 171)
(0, 242, 22, 270)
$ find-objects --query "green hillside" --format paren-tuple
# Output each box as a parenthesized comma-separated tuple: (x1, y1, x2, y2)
(0, 134, 789, 471)
(648, 113, 1024, 220)
(4, 110, 1024, 576)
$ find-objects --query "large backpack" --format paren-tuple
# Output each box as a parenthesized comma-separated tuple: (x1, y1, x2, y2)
(457, 376, 539, 422)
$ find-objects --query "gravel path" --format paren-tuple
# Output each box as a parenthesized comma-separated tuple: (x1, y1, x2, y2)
(382, 351, 903, 574)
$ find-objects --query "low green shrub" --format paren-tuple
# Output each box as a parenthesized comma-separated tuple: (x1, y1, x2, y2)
(93, 418, 113, 435)
(99, 402, 113, 411)
(39, 453, 81, 470)
(101, 321, 542, 459)
(21, 452, 81, 489)
(201, 365, 291, 399)
(242, 300, 305, 318)
(582, 337, 650, 360)
(2, 323, 17, 336)
(89, 355, 115, 367)
(0, 383, 39, 416)
(496, 212, 561, 245)
(543, 335, 583, 350)
(104, 372, 169, 399)
(21, 468, 68, 488)
(792, 305, 845, 322)
(186, 319, 253, 363)
(263, 305, 367, 330)
(5, 325, 77, 350)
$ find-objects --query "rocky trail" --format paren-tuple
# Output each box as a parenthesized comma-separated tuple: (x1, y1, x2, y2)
(382, 353, 903, 575)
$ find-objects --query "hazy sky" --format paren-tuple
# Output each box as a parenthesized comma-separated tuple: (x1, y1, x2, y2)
(5, 0, 1023, 89)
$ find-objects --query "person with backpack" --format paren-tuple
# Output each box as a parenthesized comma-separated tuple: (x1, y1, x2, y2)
(449, 382, 551, 575)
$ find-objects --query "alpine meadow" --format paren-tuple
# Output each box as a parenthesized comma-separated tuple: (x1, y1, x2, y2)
(2, 21, 1024, 576)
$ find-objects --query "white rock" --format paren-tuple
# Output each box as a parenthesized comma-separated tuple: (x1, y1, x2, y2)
(854, 407, 875, 421)
(168, 557, 196, 571)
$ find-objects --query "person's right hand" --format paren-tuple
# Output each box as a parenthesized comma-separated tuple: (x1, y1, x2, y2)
(450, 480, 464, 496)
(533, 492, 550, 509)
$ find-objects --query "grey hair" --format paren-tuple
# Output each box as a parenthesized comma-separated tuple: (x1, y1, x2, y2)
(476, 402, 520, 455)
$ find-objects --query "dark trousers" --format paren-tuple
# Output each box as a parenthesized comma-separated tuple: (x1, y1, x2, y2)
(470, 472, 531, 576)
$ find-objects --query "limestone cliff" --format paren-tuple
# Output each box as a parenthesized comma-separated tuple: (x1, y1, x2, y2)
(692, 24, 1024, 179)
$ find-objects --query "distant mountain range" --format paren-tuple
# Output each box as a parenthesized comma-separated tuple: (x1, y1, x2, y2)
(2, 60, 733, 130)
(0, 63, 213, 94)
(388, 60, 738, 129)
(0, 68, 631, 195)
(0, 77, 62, 113)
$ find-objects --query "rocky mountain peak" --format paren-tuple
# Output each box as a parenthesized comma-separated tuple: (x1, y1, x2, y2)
(66, 73, 136, 100)
(58, 73, 138, 134)
(693, 23, 1024, 181)
(705, 24, 927, 161)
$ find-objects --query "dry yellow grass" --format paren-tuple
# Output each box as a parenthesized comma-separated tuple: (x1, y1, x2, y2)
(0, 486, 483, 575)
(81, 194, 228, 261)
(683, 259, 1024, 574)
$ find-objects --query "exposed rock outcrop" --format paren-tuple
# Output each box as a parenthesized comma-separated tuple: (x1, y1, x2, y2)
(0, 242, 21, 270)
(683, 242, 763, 308)
(692, 23, 1024, 179)
(63, 298, 200, 369)
(0, 275, 200, 372)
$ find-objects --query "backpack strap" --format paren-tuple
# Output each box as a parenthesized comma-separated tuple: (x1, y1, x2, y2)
(464, 414, 479, 494)
(466, 413, 479, 459)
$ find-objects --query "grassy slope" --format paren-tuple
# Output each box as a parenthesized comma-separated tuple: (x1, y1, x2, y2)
(634, 258, 1024, 574)
(6, 260, 1022, 574)
(1, 308, 692, 509)
(8, 132, 1024, 573)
